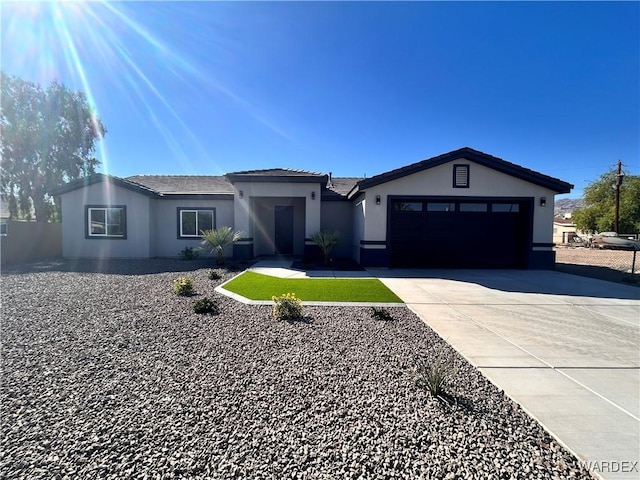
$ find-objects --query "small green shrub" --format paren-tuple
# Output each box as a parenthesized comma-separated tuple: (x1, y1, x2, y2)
(179, 246, 199, 260)
(173, 276, 195, 296)
(193, 297, 219, 314)
(370, 306, 394, 321)
(415, 355, 457, 399)
(272, 293, 303, 321)
(208, 270, 222, 280)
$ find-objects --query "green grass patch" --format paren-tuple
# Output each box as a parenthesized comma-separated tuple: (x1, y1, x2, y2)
(222, 271, 403, 303)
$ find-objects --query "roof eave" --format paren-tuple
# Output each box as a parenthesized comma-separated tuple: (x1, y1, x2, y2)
(49, 173, 159, 198)
(353, 147, 574, 194)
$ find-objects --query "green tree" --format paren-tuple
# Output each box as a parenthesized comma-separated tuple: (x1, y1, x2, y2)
(1, 72, 106, 221)
(200, 227, 244, 265)
(572, 169, 640, 234)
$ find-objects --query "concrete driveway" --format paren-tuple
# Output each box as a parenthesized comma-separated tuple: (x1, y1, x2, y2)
(377, 270, 640, 480)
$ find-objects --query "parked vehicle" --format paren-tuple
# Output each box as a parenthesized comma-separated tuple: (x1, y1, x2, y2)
(591, 232, 640, 250)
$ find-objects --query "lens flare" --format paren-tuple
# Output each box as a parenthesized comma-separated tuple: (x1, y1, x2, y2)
(1, 1, 293, 175)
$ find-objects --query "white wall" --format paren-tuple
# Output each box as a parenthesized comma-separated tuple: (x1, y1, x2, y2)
(60, 182, 151, 258)
(352, 197, 365, 262)
(362, 159, 557, 244)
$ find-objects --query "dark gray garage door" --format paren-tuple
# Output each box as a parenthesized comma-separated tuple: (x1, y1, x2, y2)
(389, 198, 531, 268)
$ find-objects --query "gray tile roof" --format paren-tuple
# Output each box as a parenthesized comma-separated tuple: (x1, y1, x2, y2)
(126, 175, 234, 194)
(226, 168, 324, 177)
(126, 174, 359, 198)
(325, 177, 362, 197)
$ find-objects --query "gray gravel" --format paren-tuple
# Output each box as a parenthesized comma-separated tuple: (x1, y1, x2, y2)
(1, 259, 593, 479)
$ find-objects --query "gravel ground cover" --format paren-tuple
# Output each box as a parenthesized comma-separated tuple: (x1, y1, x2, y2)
(1, 259, 593, 479)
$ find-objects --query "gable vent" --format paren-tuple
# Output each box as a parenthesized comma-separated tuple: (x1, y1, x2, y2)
(453, 164, 470, 188)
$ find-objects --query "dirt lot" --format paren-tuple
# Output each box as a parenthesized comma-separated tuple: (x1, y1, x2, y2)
(555, 246, 639, 285)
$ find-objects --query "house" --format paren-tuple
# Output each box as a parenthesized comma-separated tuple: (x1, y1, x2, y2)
(50, 147, 573, 269)
(553, 216, 579, 244)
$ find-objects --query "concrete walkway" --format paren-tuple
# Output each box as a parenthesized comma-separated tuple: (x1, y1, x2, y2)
(376, 269, 640, 480)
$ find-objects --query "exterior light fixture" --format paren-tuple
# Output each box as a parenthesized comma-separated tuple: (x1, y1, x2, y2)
(376, 195, 381, 205)
(311, 191, 316, 200)
(239, 190, 243, 199)
(540, 197, 546, 207)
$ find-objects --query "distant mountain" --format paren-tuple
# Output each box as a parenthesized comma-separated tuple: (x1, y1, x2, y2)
(554, 198, 584, 216)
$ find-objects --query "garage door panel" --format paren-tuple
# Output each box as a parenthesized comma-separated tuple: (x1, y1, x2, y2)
(390, 199, 530, 269)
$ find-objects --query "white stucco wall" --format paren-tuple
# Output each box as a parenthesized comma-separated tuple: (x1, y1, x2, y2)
(361, 159, 557, 245)
(352, 197, 365, 262)
(151, 197, 234, 257)
(60, 182, 152, 258)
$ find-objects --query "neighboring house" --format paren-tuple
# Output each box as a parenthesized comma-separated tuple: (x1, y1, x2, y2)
(553, 216, 579, 244)
(50, 147, 573, 269)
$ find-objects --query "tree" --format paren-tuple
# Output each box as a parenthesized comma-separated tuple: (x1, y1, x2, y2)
(200, 227, 244, 265)
(572, 168, 640, 234)
(1, 72, 106, 221)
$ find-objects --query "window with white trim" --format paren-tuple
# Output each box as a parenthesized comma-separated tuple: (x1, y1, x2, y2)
(87, 206, 126, 238)
(178, 208, 215, 238)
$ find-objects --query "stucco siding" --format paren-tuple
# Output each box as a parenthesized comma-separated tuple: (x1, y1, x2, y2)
(352, 197, 365, 263)
(151, 198, 234, 257)
(320, 201, 352, 258)
(233, 181, 321, 240)
(364, 159, 557, 245)
(60, 182, 151, 258)
(251, 197, 306, 256)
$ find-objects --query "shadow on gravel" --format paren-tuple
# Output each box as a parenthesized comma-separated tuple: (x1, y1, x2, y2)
(0, 258, 254, 276)
(283, 316, 314, 325)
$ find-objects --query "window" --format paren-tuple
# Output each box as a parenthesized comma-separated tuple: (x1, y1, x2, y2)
(492, 203, 520, 213)
(460, 203, 488, 212)
(453, 164, 470, 188)
(394, 201, 423, 212)
(0, 222, 6, 236)
(86, 206, 126, 238)
(427, 202, 456, 212)
(178, 208, 214, 238)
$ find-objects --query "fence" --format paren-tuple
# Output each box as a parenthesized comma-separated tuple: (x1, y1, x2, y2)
(0, 221, 62, 267)
(555, 246, 638, 284)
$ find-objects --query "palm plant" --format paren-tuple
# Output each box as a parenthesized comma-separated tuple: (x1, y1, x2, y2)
(311, 230, 340, 265)
(200, 227, 244, 265)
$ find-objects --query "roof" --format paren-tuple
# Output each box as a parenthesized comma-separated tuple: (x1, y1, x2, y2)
(50, 172, 357, 199)
(127, 175, 234, 195)
(348, 147, 574, 197)
(553, 217, 575, 225)
(49, 173, 159, 197)
(225, 168, 328, 185)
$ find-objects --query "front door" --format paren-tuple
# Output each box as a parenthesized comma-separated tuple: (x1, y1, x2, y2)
(274, 206, 294, 254)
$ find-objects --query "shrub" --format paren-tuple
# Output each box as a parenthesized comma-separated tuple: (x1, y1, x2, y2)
(200, 227, 244, 266)
(415, 355, 457, 399)
(370, 306, 394, 321)
(193, 296, 219, 314)
(179, 246, 199, 260)
(173, 276, 195, 296)
(208, 270, 221, 280)
(272, 293, 303, 321)
(311, 230, 340, 265)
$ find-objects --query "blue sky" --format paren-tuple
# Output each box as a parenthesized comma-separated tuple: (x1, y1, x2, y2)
(2, 1, 638, 199)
